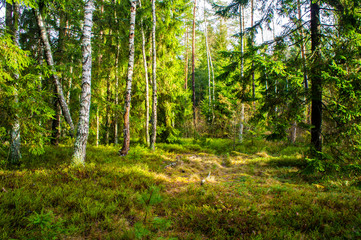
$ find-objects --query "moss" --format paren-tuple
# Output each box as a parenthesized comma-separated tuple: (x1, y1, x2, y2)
(0, 140, 360, 239)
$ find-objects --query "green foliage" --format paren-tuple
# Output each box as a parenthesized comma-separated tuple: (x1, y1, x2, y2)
(1, 142, 361, 239)
(26, 210, 66, 240)
(0, 33, 54, 156)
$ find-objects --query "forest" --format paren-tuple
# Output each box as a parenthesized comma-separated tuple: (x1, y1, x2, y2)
(1, 0, 361, 239)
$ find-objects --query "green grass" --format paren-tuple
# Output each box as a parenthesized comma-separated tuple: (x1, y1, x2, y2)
(0, 139, 360, 239)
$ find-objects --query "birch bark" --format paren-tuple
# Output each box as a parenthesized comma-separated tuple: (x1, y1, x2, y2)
(72, 0, 95, 165)
(120, 0, 137, 156)
(140, 0, 150, 147)
(192, 0, 197, 128)
(204, 0, 211, 112)
(184, 27, 189, 90)
(150, 0, 157, 150)
(8, 2, 21, 164)
(34, 8, 75, 134)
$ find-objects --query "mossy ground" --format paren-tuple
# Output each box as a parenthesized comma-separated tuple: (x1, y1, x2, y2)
(1, 138, 361, 239)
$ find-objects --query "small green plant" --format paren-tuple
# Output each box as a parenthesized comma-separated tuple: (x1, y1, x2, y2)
(222, 153, 232, 167)
(137, 185, 162, 223)
(129, 185, 173, 239)
(26, 210, 66, 240)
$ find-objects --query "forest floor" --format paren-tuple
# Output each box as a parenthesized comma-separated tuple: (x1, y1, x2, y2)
(1, 138, 361, 239)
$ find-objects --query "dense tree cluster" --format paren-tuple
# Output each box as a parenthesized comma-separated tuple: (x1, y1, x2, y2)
(1, 0, 360, 169)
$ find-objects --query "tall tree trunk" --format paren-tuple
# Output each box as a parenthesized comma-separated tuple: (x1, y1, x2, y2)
(96, 107, 99, 147)
(114, 2, 120, 145)
(298, 0, 308, 90)
(114, 44, 120, 145)
(105, 19, 113, 145)
(72, 0, 95, 165)
(105, 74, 110, 145)
(34, 8, 75, 135)
(204, 0, 211, 114)
(310, 1, 322, 155)
(192, 0, 197, 129)
(96, 0, 104, 146)
(119, 0, 137, 156)
(51, 98, 61, 145)
(251, 0, 256, 111)
(239, 6, 245, 143)
(184, 26, 189, 90)
(150, 0, 157, 150)
(67, 61, 73, 105)
(289, 0, 308, 145)
(139, 0, 150, 147)
(51, 12, 67, 145)
(8, 2, 21, 164)
(209, 44, 215, 103)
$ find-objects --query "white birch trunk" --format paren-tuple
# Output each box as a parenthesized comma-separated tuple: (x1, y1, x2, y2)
(72, 0, 95, 165)
(204, 0, 211, 112)
(34, 8, 75, 134)
(139, 0, 150, 147)
(67, 57, 73, 105)
(9, 3, 21, 164)
(191, 0, 197, 128)
(239, 104, 245, 142)
(150, 0, 157, 150)
(184, 26, 189, 90)
(119, 0, 137, 156)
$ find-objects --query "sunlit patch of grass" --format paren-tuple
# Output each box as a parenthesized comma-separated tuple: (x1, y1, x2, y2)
(1, 139, 361, 239)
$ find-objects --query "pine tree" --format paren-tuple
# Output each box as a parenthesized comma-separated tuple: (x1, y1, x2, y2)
(310, 0, 322, 156)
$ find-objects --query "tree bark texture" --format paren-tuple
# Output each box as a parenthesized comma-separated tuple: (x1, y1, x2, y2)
(51, 98, 61, 145)
(140, 0, 150, 147)
(8, 2, 21, 164)
(184, 27, 189, 90)
(72, 0, 95, 165)
(239, 104, 245, 143)
(34, 8, 75, 134)
(105, 74, 110, 145)
(239, 6, 245, 143)
(310, 1, 322, 155)
(114, 3, 120, 145)
(298, 0, 308, 90)
(192, 0, 197, 128)
(96, 107, 99, 147)
(251, 0, 255, 111)
(114, 44, 120, 145)
(120, 0, 137, 156)
(204, 0, 211, 111)
(150, 0, 157, 150)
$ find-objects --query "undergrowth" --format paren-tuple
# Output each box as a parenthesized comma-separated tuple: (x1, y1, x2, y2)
(0, 139, 360, 239)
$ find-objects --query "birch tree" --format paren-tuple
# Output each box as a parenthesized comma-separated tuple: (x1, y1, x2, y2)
(140, 0, 150, 147)
(120, 0, 137, 156)
(7, 2, 21, 164)
(150, 0, 157, 150)
(184, 26, 189, 90)
(72, 0, 95, 165)
(192, 0, 197, 128)
(34, 8, 75, 134)
(204, 0, 211, 113)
